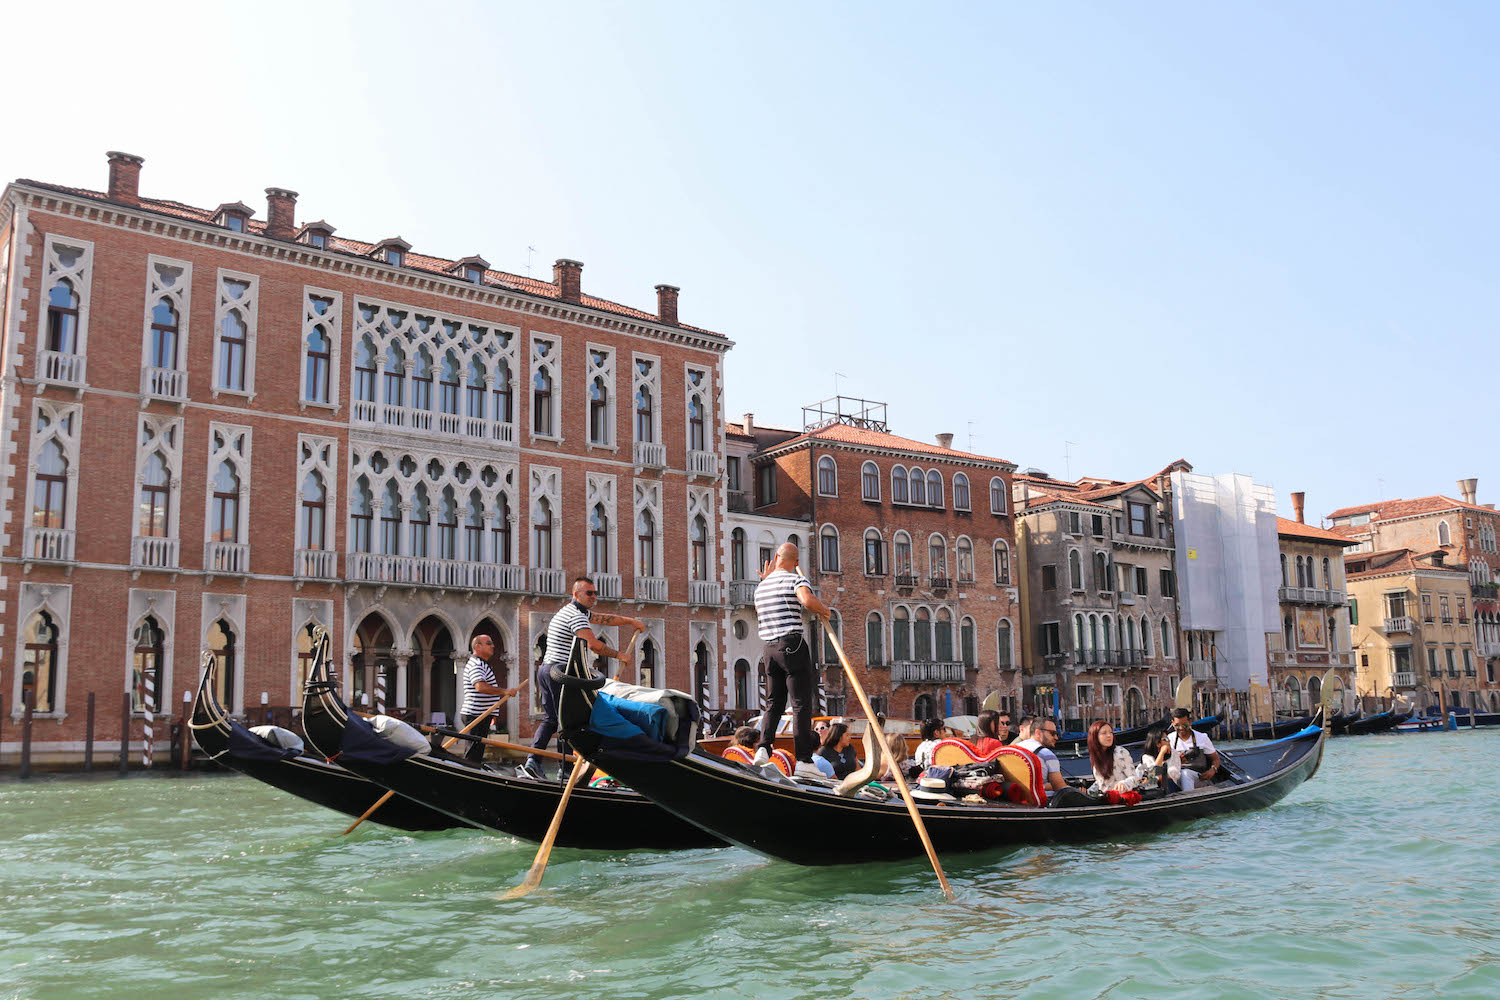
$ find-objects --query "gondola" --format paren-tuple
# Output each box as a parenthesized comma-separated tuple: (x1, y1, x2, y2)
(554, 649, 1327, 866)
(1330, 710, 1362, 736)
(1052, 713, 1221, 756)
(189, 649, 461, 832)
(299, 643, 724, 851)
(1345, 709, 1405, 735)
(1248, 715, 1314, 740)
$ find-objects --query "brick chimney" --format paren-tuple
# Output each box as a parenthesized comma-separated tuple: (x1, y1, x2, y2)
(106, 151, 144, 206)
(655, 284, 680, 326)
(935, 432, 954, 449)
(553, 259, 583, 303)
(1459, 478, 1478, 505)
(1291, 492, 1306, 524)
(264, 187, 298, 241)
(743, 412, 754, 434)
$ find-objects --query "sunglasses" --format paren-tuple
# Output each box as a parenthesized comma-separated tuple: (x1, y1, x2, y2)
(581, 590, 598, 597)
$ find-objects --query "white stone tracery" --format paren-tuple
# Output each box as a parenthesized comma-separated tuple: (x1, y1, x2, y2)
(212, 268, 259, 397)
(350, 296, 518, 442)
(684, 363, 710, 455)
(11, 582, 71, 718)
(203, 423, 252, 565)
(133, 413, 184, 550)
(631, 353, 661, 447)
(301, 286, 342, 409)
(586, 473, 618, 575)
(125, 589, 177, 714)
(530, 333, 560, 440)
(688, 486, 716, 581)
(37, 235, 93, 360)
(528, 465, 562, 568)
(347, 445, 519, 564)
(296, 435, 339, 551)
(634, 480, 664, 578)
(585, 343, 615, 448)
(139, 255, 192, 394)
(23, 400, 81, 561)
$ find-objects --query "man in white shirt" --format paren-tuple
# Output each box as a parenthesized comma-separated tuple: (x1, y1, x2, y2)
(1166, 708, 1220, 790)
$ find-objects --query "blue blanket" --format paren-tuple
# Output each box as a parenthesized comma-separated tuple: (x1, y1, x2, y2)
(589, 691, 670, 744)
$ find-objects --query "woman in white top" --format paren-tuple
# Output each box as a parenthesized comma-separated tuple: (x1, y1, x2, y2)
(912, 717, 949, 770)
(1086, 721, 1141, 794)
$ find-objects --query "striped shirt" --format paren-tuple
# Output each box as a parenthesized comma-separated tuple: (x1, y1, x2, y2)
(754, 568, 812, 641)
(543, 601, 593, 668)
(458, 655, 499, 717)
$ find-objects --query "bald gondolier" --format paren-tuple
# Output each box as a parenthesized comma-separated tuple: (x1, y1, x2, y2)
(458, 634, 519, 764)
(753, 542, 833, 776)
(523, 576, 644, 780)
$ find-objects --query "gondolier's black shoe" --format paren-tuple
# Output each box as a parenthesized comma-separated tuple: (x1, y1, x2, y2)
(519, 758, 545, 782)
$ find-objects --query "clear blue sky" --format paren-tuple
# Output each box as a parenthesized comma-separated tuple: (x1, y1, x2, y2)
(7, 1, 1497, 522)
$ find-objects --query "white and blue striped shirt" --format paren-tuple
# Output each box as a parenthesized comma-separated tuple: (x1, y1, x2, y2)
(458, 655, 498, 717)
(543, 601, 592, 669)
(754, 569, 812, 641)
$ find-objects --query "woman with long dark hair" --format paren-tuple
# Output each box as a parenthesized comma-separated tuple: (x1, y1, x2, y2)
(913, 716, 949, 769)
(1086, 720, 1140, 794)
(974, 710, 1005, 755)
(813, 722, 859, 779)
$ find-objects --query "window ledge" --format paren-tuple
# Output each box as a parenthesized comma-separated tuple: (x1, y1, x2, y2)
(817, 492, 838, 499)
(531, 433, 564, 444)
(299, 399, 339, 413)
(586, 441, 619, 453)
(212, 387, 257, 403)
(862, 496, 881, 504)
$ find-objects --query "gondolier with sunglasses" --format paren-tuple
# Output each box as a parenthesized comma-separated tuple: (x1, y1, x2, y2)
(752, 542, 833, 776)
(522, 575, 644, 781)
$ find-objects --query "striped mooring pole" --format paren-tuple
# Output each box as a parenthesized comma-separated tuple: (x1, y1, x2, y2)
(374, 669, 387, 716)
(142, 673, 155, 769)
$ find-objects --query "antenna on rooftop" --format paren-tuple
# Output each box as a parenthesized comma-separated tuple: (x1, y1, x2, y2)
(1064, 440, 1078, 479)
(525, 244, 537, 277)
(967, 420, 977, 453)
(834, 371, 847, 396)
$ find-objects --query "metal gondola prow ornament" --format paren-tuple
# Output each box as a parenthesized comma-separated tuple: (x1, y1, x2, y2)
(308, 624, 333, 682)
(1320, 669, 1339, 732)
(1174, 675, 1193, 711)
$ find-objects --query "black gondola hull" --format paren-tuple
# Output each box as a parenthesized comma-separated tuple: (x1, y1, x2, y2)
(588, 730, 1325, 866)
(299, 666, 723, 851)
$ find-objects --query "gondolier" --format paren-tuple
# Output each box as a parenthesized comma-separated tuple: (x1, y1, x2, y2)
(459, 634, 519, 764)
(753, 542, 833, 774)
(524, 576, 644, 780)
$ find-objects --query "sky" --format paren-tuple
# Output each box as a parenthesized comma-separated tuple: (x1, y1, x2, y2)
(5, 1, 1497, 524)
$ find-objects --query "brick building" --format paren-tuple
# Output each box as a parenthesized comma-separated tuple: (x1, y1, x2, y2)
(1328, 482, 1500, 713)
(749, 398, 1021, 721)
(1268, 495, 1357, 714)
(1012, 468, 1184, 729)
(0, 152, 730, 763)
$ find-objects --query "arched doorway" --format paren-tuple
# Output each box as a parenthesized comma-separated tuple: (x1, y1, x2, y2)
(413, 615, 457, 725)
(1306, 674, 1322, 710)
(913, 693, 934, 720)
(1285, 676, 1302, 713)
(1125, 686, 1146, 729)
(351, 614, 395, 712)
(734, 658, 750, 708)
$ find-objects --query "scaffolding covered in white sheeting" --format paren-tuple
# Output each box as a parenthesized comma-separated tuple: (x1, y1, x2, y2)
(1171, 471, 1280, 691)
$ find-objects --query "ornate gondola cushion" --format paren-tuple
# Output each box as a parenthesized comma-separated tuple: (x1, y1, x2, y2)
(367, 715, 431, 756)
(720, 744, 794, 776)
(927, 739, 1045, 807)
(722, 745, 755, 765)
(248, 724, 304, 752)
(929, 738, 984, 767)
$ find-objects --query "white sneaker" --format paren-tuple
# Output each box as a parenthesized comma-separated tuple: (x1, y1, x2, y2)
(751, 747, 770, 767)
(794, 761, 825, 779)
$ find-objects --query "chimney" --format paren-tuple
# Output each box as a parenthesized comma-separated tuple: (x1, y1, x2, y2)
(1291, 491, 1306, 524)
(553, 259, 583, 303)
(655, 284, 680, 326)
(935, 432, 954, 450)
(106, 151, 144, 206)
(264, 187, 298, 241)
(743, 412, 754, 434)
(1459, 478, 1478, 505)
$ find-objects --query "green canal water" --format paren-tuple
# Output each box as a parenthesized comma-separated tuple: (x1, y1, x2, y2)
(2, 731, 1498, 1000)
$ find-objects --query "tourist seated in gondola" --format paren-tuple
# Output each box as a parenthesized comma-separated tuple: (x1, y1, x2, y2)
(731, 726, 760, 750)
(913, 717, 951, 769)
(1085, 721, 1141, 795)
(1139, 726, 1181, 793)
(973, 710, 1007, 756)
(812, 722, 859, 779)
(1009, 715, 1033, 746)
(1013, 716, 1068, 799)
(1167, 708, 1221, 790)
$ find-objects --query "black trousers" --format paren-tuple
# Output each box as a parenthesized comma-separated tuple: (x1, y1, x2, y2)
(756, 633, 816, 762)
(457, 712, 493, 764)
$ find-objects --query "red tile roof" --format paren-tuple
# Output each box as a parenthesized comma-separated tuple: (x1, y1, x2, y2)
(1328, 495, 1495, 522)
(766, 422, 1013, 466)
(1276, 517, 1359, 546)
(17, 179, 724, 338)
(1345, 547, 1466, 579)
(1019, 489, 1112, 512)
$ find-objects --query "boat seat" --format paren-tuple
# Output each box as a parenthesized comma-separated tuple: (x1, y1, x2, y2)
(721, 744, 794, 776)
(928, 738, 1046, 807)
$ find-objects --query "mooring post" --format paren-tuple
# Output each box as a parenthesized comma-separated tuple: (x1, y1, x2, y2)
(119, 691, 132, 775)
(84, 692, 96, 771)
(20, 691, 35, 779)
(179, 689, 192, 771)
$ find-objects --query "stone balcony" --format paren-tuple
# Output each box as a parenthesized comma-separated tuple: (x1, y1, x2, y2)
(633, 441, 667, 471)
(688, 449, 719, 479)
(530, 567, 566, 596)
(294, 548, 338, 582)
(728, 580, 757, 606)
(1392, 671, 1416, 688)
(351, 399, 515, 448)
(1382, 616, 1414, 633)
(141, 366, 188, 406)
(590, 572, 622, 600)
(204, 540, 250, 577)
(24, 526, 75, 567)
(38, 350, 86, 393)
(131, 535, 179, 571)
(347, 552, 527, 593)
(892, 660, 968, 685)
(635, 576, 668, 603)
(689, 580, 722, 606)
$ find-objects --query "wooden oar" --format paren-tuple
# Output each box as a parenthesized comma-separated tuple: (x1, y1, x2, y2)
(342, 681, 525, 835)
(825, 625, 953, 901)
(502, 630, 639, 900)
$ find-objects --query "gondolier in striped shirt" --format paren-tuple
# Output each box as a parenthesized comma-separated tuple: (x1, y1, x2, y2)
(523, 576, 644, 780)
(753, 542, 833, 773)
(458, 634, 519, 764)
